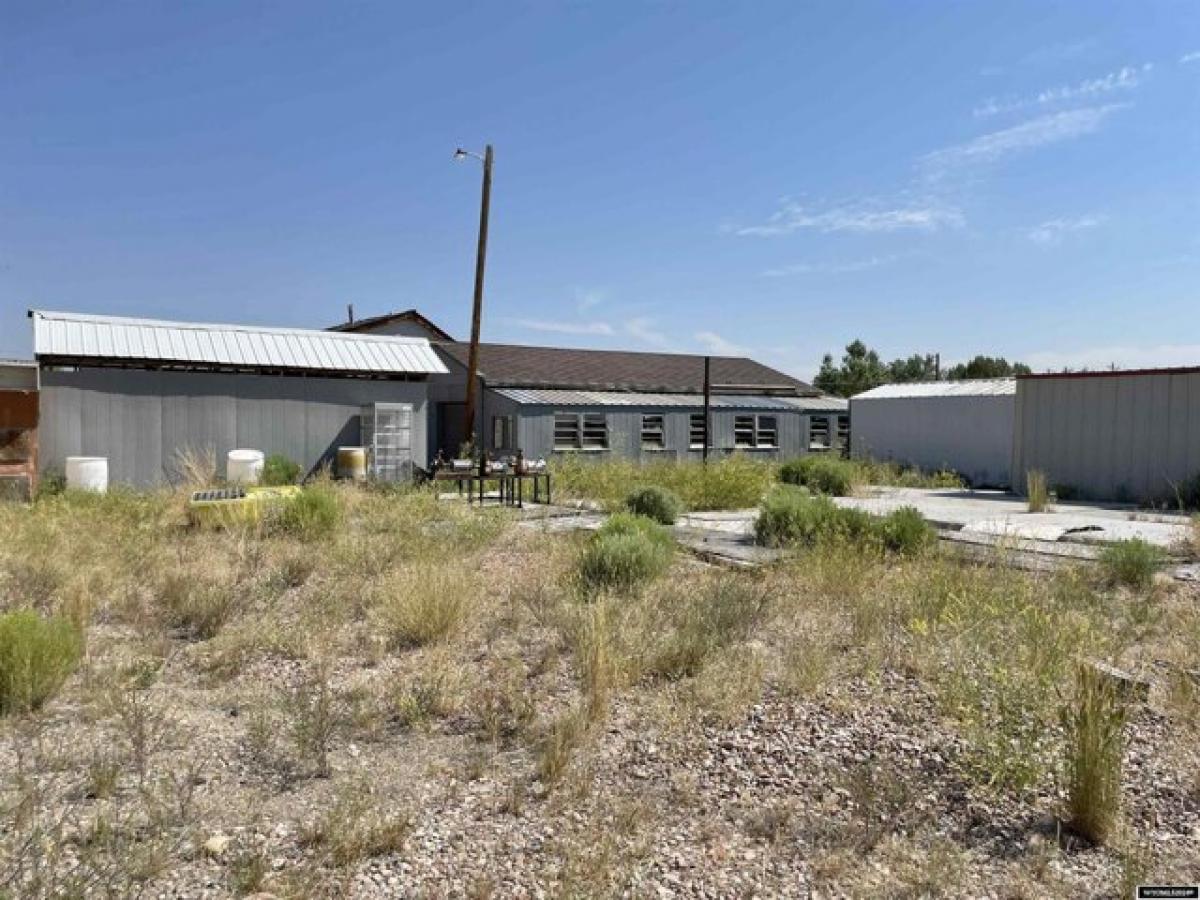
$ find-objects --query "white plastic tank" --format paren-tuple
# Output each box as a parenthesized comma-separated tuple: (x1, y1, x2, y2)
(226, 449, 265, 485)
(65, 456, 108, 493)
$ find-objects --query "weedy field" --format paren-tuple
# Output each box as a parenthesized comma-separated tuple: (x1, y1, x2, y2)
(0, 475, 1197, 898)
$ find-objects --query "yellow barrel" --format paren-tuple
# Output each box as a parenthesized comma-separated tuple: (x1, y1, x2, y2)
(337, 446, 367, 481)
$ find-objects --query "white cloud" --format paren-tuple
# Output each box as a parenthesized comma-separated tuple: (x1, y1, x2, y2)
(623, 317, 673, 349)
(694, 331, 750, 356)
(512, 318, 614, 336)
(974, 64, 1149, 117)
(1181, 51, 1200, 64)
(574, 288, 605, 313)
(1027, 215, 1106, 245)
(921, 104, 1128, 175)
(734, 200, 962, 237)
(762, 254, 903, 277)
(1025, 342, 1200, 372)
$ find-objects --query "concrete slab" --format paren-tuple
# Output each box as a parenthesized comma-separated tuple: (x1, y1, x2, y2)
(834, 487, 1192, 550)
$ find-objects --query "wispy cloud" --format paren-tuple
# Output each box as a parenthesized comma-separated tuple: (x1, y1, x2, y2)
(694, 331, 750, 356)
(921, 104, 1128, 177)
(1181, 50, 1200, 64)
(734, 199, 962, 237)
(512, 318, 614, 336)
(974, 64, 1148, 117)
(573, 288, 605, 313)
(1027, 215, 1106, 245)
(624, 317, 672, 349)
(761, 254, 903, 278)
(1025, 342, 1200, 372)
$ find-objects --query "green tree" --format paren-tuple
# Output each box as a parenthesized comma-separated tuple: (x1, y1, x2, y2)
(814, 343, 1033, 396)
(945, 355, 1031, 380)
(887, 353, 939, 383)
(814, 340, 889, 397)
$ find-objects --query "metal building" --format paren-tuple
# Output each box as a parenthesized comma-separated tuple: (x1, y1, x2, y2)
(849, 379, 1015, 487)
(334, 314, 849, 462)
(1012, 367, 1200, 503)
(31, 310, 447, 486)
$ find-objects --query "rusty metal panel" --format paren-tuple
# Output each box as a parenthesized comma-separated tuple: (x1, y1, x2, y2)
(0, 389, 38, 498)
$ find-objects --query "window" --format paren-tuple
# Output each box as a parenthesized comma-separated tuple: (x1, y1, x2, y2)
(492, 415, 515, 450)
(734, 415, 756, 448)
(689, 413, 709, 449)
(735, 414, 777, 449)
(757, 416, 778, 448)
(641, 414, 665, 450)
(554, 413, 580, 450)
(809, 416, 831, 451)
(836, 415, 850, 450)
(581, 413, 608, 449)
(554, 412, 608, 450)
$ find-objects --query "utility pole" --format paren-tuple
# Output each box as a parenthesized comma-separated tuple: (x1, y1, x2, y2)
(458, 144, 493, 454)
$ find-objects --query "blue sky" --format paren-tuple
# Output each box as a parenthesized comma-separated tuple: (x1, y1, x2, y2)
(1, 2, 1197, 379)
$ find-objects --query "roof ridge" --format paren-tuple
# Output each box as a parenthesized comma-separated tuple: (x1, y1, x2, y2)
(30, 309, 433, 346)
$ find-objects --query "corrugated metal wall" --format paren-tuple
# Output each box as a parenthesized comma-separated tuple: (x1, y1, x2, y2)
(1012, 371, 1200, 502)
(501, 404, 815, 461)
(39, 368, 428, 486)
(850, 394, 1015, 487)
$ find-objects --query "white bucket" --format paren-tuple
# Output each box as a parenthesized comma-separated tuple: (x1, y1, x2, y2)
(65, 456, 108, 493)
(226, 449, 265, 485)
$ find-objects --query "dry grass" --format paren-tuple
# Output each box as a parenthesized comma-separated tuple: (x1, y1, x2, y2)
(368, 564, 478, 649)
(1061, 663, 1130, 844)
(0, 477, 1195, 895)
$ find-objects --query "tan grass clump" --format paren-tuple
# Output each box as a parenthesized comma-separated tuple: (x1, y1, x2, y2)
(369, 565, 477, 650)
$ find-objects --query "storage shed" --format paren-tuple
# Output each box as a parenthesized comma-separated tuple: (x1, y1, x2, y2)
(1012, 367, 1200, 503)
(849, 379, 1015, 487)
(31, 310, 448, 487)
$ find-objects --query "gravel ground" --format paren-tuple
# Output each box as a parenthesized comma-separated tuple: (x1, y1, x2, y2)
(2, 526, 1198, 899)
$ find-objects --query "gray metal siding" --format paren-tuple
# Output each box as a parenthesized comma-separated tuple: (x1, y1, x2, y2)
(850, 393, 1014, 487)
(506, 404, 808, 462)
(1012, 371, 1200, 502)
(39, 368, 428, 487)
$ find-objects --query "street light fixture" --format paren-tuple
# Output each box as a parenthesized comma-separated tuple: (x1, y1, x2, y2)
(454, 144, 494, 457)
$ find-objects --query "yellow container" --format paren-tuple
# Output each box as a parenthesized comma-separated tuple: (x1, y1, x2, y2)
(337, 446, 367, 481)
(188, 485, 301, 527)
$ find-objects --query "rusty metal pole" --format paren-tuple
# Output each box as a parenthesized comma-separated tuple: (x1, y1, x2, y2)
(462, 144, 493, 455)
(702, 355, 711, 465)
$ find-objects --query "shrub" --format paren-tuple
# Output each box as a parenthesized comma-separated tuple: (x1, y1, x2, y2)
(272, 487, 341, 540)
(1061, 663, 1129, 844)
(1027, 469, 1048, 513)
(877, 506, 936, 555)
(262, 454, 302, 486)
(577, 513, 674, 591)
(754, 490, 853, 548)
(1098, 539, 1162, 590)
(35, 470, 66, 500)
(0, 610, 83, 715)
(778, 455, 859, 497)
(623, 485, 682, 525)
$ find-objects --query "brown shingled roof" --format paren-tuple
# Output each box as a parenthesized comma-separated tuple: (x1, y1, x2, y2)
(436, 342, 815, 395)
(329, 309, 455, 341)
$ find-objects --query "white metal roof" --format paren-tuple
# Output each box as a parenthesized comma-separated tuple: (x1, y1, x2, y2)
(852, 378, 1016, 400)
(30, 310, 448, 376)
(492, 387, 847, 411)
